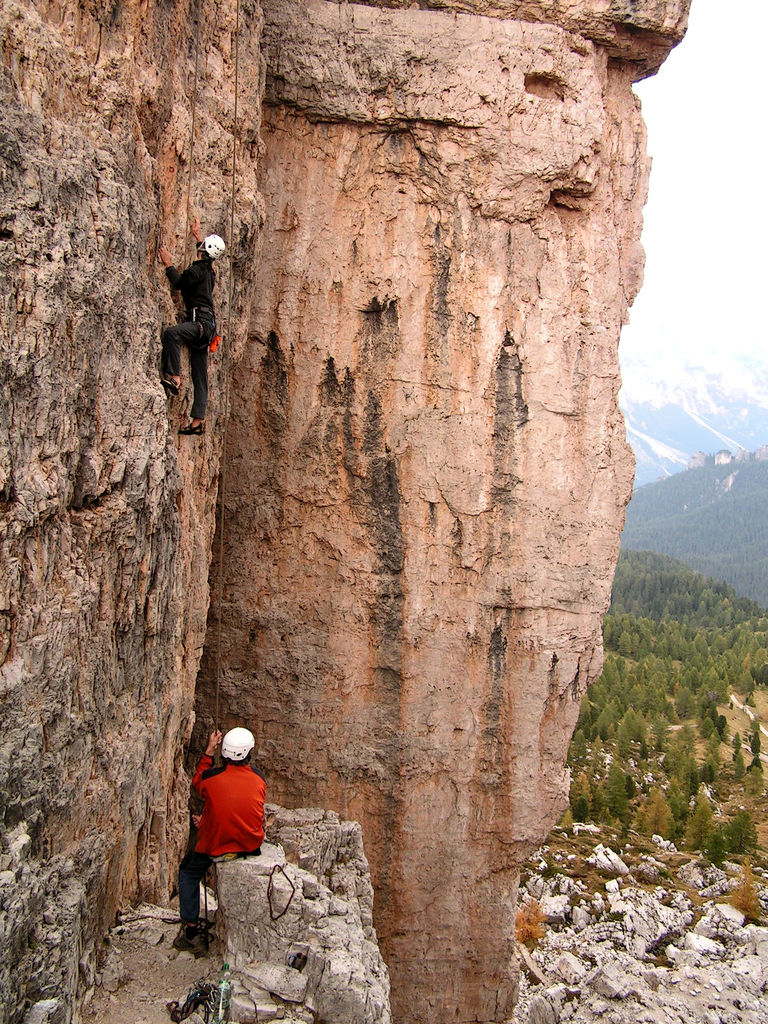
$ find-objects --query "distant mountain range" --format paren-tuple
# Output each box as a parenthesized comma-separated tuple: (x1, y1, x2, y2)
(621, 459, 768, 607)
(619, 356, 768, 487)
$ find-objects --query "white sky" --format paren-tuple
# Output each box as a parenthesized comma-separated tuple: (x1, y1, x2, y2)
(620, 0, 768, 376)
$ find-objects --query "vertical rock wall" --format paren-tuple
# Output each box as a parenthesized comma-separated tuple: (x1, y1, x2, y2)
(197, 1, 689, 1022)
(0, 3, 263, 1021)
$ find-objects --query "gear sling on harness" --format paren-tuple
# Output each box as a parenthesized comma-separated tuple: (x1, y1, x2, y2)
(190, 304, 220, 351)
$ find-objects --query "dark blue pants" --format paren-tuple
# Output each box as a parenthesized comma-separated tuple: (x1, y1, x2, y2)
(162, 321, 209, 420)
(178, 849, 212, 924)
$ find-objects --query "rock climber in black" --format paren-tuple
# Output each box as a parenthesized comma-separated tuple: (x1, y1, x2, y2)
(158, 217, 226, 436)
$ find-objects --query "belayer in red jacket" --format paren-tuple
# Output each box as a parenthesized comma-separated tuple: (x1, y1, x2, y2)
(174, 727, 266, 955)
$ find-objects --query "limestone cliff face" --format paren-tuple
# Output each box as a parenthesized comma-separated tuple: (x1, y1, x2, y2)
(195, 1, 689, 1022)
(0, 2, 262, 1021)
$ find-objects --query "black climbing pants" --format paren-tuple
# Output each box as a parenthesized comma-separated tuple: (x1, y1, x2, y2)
(178, 849, 213, 924)
(162, 321, 209, 420)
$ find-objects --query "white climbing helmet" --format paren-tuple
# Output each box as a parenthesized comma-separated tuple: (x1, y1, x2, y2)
(200, 234, 226, 260)
(221, 727, 254, 761)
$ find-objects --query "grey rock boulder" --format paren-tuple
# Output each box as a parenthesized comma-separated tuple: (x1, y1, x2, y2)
(587, 844, 629, 876)
(22, 1002, 66, 1024)
(216, 810, 391, 1024)
(554, 951, 586, 985)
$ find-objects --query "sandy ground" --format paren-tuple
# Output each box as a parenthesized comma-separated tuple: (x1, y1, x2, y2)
(80, 905, 227, 1024)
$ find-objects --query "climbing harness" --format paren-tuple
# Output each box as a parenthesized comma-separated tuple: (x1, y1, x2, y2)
(190, 304, 216, 348)
(267, 863, 296, 921)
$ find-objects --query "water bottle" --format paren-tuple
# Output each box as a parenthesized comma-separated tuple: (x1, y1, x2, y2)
(211, 963, 231, 1023)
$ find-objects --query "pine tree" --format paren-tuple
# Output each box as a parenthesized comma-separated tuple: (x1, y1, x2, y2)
(637, 787, 673, 839)
(745, 765, 764, 797)
(651, 716, 669, 753)
(704, 826, 728, 867)
(605, 762, 629, 824)
(569, 729, 587, 762)
(706, 731, 721, 766)
(685, 789, 714, 851)
(617, 716, 633, 758)
(730, 859, 761, 922)
(675, 685, 695, 719)
(570, 772, 592, 823)
(668, 780, 689, 836)
(727, 810, 758, 855)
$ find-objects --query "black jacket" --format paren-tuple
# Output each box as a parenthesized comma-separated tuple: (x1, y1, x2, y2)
(166, 258, 216, 317)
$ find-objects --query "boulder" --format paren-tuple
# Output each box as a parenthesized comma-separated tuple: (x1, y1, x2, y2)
(540, 896, 571, 924)
(747, 925, 768, 961)
(587, 845, 629, 876)
(528, 993, 558, 1024)
(554, 952, 586, 985)
(242, 963, 308, 1003)
(652, 835, 678, 853)
(571, 906, 591, 932)
(588, 964, 631, 999)
(216, 830, 390, 1024)
(229, 992, 258, 1024)
(99, 950, 126, 994)
(683, 933, 724, 957)
(606, 887, 692, 956)
(677, 862, 707, 889)
(731, 954, 766, 993)
(632, 860, 660, 884)
(22, 1002, 65, 1024)
(514, 849, 768, 1024)
(695, 904, 745, 940)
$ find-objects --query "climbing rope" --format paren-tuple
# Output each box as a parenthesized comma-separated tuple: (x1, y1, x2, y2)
(175, 1, 241, 735)
(214, 0, 242, 730)
(267, 864, 296, 921)
(153, 183, 163, 262)
(183, 14, 202, 265)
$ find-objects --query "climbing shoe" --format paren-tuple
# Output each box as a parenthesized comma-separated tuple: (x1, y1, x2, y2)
(178, 421, 205, 436)
(172, 926, 207, 957)
(161, 375, 179, 397)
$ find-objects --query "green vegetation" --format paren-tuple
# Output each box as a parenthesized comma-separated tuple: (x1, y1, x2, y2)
(569, 550, 768, 860)
(612, 550, 767, 630)
(621, 460, 768, 607)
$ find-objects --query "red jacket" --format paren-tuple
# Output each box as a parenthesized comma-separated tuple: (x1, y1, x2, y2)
(192, 754, 266, 857)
